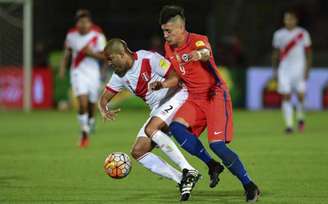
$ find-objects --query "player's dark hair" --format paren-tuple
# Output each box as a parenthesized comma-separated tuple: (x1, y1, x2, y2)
(75, 9, 91, 21)
(159, 5, 185, 25)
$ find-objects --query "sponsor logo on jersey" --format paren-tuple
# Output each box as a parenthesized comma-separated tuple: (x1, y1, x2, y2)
(182, 53, 190, 62)
(195, 40, 205, 47)
(159, 59, 170, 70)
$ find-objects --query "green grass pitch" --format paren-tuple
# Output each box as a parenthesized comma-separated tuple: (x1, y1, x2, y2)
(0, 109, 327, 204)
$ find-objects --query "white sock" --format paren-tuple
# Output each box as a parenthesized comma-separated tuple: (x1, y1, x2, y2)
(89, 117, 95, 127)
(152, 130, 195, 171)
(296, 101, 305, 121)
(282, 101, 293, 128)
(78, 113, 90, 133)
(138, 152, 182, 184)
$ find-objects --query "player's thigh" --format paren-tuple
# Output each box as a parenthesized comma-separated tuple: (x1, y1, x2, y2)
(207, 96, 233, 143)
(87, 79, 101, 103)
(278, 72, 292, 95)
(144, 116, 167, 137)
(174, 99, 207, 137)
(151, 89, 188, 128)
(71, 72, 88, 97)
(131, 137, 155, 160)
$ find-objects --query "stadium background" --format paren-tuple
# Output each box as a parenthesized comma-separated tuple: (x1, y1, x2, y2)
(1, 0, 328, 110)
(1, 0, 328, 204)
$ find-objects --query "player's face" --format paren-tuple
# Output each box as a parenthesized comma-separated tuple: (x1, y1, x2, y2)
(161, 21, 184, 46)
(284, 13, 297, 30)
(76, 17, 92, 34)
(105, 52, 128, 77)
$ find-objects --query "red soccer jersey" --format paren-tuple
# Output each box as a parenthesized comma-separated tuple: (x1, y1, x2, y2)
(164, 32, 227, 97)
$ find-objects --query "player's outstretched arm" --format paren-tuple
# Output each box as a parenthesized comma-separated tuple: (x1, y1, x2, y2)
(305, 47, 312, 79)
(98, 89, 121, 121)
(188, 48, 210, 62)
(83, 45, 107, 61)
(59, 48, 71, 79)
(149, 71, 180, 91)
(272, 48, 280, 79)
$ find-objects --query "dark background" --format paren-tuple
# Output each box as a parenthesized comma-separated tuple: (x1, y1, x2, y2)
(33, 0, 328, 68)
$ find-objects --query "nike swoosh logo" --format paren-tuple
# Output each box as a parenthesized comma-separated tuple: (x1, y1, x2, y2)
(214, 131, 223, 135)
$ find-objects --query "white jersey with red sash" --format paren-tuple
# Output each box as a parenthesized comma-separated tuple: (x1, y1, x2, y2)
(65, 26, 106, 82)
(273, 27, 311, 94)
(65, 26, 106, 101)
(273, 26, 311, 75)
(106, 50, 181, 111)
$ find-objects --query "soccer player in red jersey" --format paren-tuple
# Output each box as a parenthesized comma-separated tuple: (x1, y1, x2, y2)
(150, 5, 260, 202)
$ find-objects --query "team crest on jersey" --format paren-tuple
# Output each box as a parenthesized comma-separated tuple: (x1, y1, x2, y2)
(181, 53, 190, 62)
(141, 72, 150, 82)
(195, 40, 205, 47)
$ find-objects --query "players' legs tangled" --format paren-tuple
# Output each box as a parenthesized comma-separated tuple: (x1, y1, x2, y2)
(145, 117, 195, 171)
(281, 94, 294, 133)
(77, 95, 90, 147)
(170, 119, 224, 188)
(131, 137, 182, 184)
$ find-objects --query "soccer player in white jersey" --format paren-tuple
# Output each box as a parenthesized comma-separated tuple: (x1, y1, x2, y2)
(272, 10, 312, 134)
(98, 39, 201, 201)
(59, 10, 107, 147)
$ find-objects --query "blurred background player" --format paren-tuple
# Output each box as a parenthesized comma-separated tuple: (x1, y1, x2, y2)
(99, 39, 200, 201)
(151, 5, 260, 202)
(272, 10, 312, 134)
(59, 9, 107, 147)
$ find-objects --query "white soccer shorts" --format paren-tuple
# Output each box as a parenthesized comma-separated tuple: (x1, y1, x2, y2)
(136, 88, 188, 138)
(70, 70, 100, 103)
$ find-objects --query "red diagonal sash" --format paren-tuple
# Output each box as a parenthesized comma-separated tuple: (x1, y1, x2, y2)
(73, 36, 98, 68)
(280, 32, 304, 61)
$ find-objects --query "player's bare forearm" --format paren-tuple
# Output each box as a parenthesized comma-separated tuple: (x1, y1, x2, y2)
(149, 71, 180, 91)
(163, 71, 180, 88)
(59, 48, 71, 79)
(305, 48, 312, 79)
(272, 49, 280, 77)
(98, 89, 121, 121)
(189, 48, 210, 62)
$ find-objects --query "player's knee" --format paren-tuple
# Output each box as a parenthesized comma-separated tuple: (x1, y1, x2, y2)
(130, 145, 148, 160)
(144, 124, 157, 138)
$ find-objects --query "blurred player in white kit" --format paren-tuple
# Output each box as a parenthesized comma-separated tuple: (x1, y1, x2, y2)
(272, 10, 312, 134)
(60, 9, 107, 147)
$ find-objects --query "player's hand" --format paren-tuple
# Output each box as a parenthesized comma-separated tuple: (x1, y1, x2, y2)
(149, 81, 164, 91)
(188, 50, 202, 61)
(100, 107, 121, 122)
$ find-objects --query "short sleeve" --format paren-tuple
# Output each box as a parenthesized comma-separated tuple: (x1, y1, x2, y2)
(150, 52, 172, 77)
(192, 35, 211, 51)
(272, 31, 280, 49)
(105, 73, 124, 94)
(303, 30, 312, 48)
